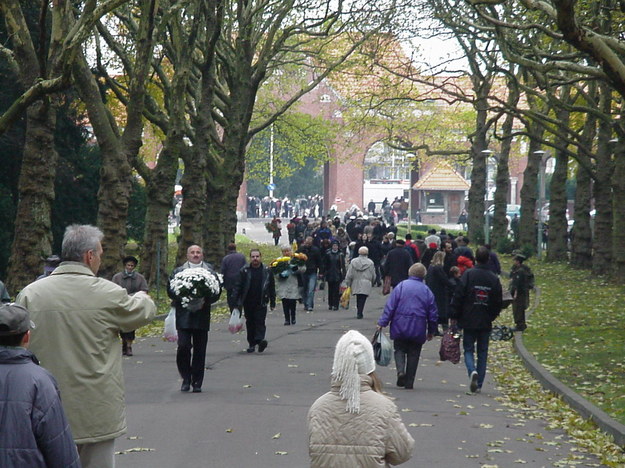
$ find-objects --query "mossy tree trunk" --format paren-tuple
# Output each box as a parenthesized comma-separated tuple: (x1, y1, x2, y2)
(518, 120, 545, 253)
(611, 138, 625, 277)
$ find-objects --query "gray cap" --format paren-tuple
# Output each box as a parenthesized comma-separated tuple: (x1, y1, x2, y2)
(0, 303, 35, 336)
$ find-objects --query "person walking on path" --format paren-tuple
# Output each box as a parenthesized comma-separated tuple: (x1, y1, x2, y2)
(449, 246, 503, 394)
(426, 251, 451, 336)
(320, 240, 345, 311)
(308, 330, 414, 468)
(344, 246, 376, 319)
(168, 245, 217, 393)
(0, 303, 81, 468)
(220, 243, 247, 312)
(509, 253, 533, 332)
(378, 263, 438, 390)
(112, 255, 148, 356)
(270, 216, 282, 246)
(234, 249, 276, 353)
(274, 246, 305, 325)
(16, 224, 155, 468)
(382, 239, 413, 291)
(297, 236, 322, 312)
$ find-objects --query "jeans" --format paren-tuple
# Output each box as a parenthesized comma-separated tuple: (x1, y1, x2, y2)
(177, 329, 209, 388)
(303, 272, 317, 310)
(393, 339, 423, 389)
(462, 328, 490, 388)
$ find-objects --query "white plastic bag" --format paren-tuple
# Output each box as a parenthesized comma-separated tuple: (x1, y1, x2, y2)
(163, 307, 178, 342)
(372, 329, 392, 366)
(228, 308, 244, 334)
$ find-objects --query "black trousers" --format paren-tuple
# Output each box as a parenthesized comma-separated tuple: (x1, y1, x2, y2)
(356, 294, 368, 317)
(244, 305, 267, 347)
(226, 288, 237, 312)
(393, 338, 423, 389)
(282, 298, 297, 323)
(176, 329, 208, 387)
(327, 281, 341, 309)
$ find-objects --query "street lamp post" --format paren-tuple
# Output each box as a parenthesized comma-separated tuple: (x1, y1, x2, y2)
(534, 150, 548, 258)
(269, 124, 274, 198)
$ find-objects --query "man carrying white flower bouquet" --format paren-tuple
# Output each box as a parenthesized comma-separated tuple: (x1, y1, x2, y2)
(234, 249, 276, 353)
(168, 245, 222, 393)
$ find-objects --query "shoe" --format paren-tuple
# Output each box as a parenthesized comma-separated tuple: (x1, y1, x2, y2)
(126, 345, 133, 356)
(404, 385, 414, 390)
(475, 386, 482, 394)
(192, 386, 202, 393)
(357, 313, 363, 319)
(258, 340, 268, 353)
(284, 320, 291, 326)
(396, 373, 406, 387)
(291, 319, 296, 325)
(470, 371, 479, 393)
(246, 346, 255, 353)
(181, 380, 191, 392)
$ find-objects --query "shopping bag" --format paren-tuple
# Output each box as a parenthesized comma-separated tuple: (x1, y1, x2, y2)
(438, 328, 461, 364)
(382, 276, 391, 295)
(340, 286, 351, 309)
(228, 308, 245, 334)
(371, 329, 392, 366)
(163, 307, 178, 342)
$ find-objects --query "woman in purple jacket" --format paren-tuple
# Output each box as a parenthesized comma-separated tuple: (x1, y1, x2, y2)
(377, 263, 438, 390)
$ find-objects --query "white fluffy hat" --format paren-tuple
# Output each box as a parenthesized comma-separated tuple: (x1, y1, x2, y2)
(331, 330, 376, 413)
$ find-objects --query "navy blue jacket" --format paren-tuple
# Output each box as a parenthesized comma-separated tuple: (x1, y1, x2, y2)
(0, 347, 80, 468)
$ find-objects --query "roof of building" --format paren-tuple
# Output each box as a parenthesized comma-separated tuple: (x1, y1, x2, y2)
(413, 163, 470, 191)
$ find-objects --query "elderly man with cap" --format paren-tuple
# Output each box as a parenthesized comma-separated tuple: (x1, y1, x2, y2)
(0, 303, 81, 467)
(112, 255, 149, 356)
(509, 253, 534, 332)
(344, 246, 376, 319)
(16, 224, 156, 468)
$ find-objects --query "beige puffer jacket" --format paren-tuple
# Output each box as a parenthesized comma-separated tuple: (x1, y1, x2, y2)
(308, 375, 414, 467)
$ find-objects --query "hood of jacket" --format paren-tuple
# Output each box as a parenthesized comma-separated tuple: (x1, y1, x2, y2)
(0, 347, 38, 365)
(351, 256, 372, 271)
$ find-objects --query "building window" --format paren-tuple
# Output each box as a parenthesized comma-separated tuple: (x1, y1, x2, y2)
(425, 191, 444, 212)
(364, 141, 412, 181)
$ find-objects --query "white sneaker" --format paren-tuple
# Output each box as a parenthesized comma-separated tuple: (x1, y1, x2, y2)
(470, 371, 479, 393)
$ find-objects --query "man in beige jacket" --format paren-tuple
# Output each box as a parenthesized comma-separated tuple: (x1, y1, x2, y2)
(16, 224, 156, 468)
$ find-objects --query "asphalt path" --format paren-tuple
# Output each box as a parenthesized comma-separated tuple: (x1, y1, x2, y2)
(116, 219, 604, 467)
(119, 289, 604, 467)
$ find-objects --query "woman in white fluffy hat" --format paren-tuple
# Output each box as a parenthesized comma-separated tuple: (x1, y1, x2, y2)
(307, 330, 414, 467)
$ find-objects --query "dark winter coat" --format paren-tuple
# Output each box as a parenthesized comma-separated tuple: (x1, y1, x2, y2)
(322, 250, 346, 283)
(233, 263, 276, 309)
(449, 264, 503, 330)
(426, 264, 451, 321)
(383, 246, 414, 287)
(168, 262, 215, 331)
(220, 252, 247, 290)
(0, 347, 80, 468)
(298, 244, 323, 274)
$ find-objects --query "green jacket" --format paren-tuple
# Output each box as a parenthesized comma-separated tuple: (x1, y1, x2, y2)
(16, 262, 156, 444)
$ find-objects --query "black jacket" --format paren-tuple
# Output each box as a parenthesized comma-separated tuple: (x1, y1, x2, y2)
(321, 250, 346, 283)
(234, 263, 276, 309)
(298, 244, 323, 274)
(383, 246, 414, 287)
(449, 264, 502, 330)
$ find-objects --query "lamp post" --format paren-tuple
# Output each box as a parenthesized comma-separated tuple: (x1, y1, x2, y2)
(534, 150, 548, 258)
(269, 124, 274, 198)
(481, 150, 494, 244)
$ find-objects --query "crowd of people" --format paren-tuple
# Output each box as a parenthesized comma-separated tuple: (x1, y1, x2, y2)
(0, 211, 534, 467)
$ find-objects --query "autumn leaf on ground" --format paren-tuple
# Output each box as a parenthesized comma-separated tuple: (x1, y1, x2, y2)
(272, 433, 281, 439)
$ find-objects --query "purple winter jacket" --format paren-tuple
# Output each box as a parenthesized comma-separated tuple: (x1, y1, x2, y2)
(377, 276, 438, 343)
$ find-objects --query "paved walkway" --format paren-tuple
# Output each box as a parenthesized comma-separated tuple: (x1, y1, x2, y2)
(117, 287, 605, 467)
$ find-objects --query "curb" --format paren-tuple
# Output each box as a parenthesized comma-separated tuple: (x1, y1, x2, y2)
(513, 286, 625, 447)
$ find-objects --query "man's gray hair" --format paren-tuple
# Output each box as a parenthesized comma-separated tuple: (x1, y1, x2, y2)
(61, 224, 104, 262)
(408, 263, 427, 279)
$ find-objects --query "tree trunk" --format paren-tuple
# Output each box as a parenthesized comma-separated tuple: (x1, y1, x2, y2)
(570, 162, 593, 268)
(176, 153, 207, 265)
(611, 139, 625, 278)
(6, 102, 57, 293)
(466, 86, 490, 245)
(545, 146, 569, 261)
(141, 144, 179, 287)
(490, 110, 514, 249)
(518, 131, 543, 253)
(591, 86, 614, 274)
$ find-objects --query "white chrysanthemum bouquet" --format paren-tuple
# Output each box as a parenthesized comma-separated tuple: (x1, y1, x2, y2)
(170, 268, 223, 309)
